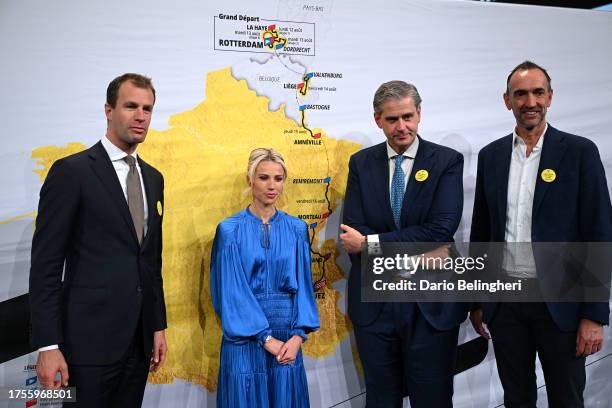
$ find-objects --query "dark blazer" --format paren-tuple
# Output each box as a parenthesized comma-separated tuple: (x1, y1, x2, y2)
(29, 141, 167, 365)
(343, 137, 468, 330)
(470, 125, 612, 330)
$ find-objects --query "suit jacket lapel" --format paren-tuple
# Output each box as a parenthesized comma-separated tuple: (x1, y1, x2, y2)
(370, 143, 396, 229)
(138, 157, 157, 248)
(533, 126, 566, 218)
(89, 141, 140, 246)
(494, 135, 513, 233)
(403, 137, 433, 222)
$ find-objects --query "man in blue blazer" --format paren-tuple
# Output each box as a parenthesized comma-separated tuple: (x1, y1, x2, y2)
(340, 80, 467, 407)
(470, 61, 611, 407)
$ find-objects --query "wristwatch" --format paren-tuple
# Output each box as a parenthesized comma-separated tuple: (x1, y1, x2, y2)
(263, 335, 272, 344)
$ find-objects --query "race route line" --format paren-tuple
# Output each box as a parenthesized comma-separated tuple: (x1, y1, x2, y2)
(262, 25, 287, 50)
(261, 24, 334, 292)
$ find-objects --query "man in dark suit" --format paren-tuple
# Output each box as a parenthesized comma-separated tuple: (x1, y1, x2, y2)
(470, 61, 611, 407)
(29, 73, 168, 407)
(340, 80, 467, 407)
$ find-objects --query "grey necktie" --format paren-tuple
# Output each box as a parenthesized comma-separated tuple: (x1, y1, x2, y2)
(124, 155, 144, 244)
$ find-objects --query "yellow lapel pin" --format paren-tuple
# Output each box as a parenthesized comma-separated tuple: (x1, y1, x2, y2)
(415, 169, 429, 182)
(541, 169, 556, 183)
(157, 201, 163, 216)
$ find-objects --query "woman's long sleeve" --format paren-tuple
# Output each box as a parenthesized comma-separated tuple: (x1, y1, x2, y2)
(210, 224, 271, 343)
(290, 222, 321, 341)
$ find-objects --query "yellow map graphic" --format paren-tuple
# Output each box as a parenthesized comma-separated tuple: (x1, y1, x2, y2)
(30, 67, 361, 391)
(32, 142, 87, 182)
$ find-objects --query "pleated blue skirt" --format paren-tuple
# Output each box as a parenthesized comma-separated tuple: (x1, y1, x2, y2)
(217, 293, 310, 407)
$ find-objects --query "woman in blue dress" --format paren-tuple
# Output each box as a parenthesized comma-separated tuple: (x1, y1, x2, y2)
(210, 148, 320, 407)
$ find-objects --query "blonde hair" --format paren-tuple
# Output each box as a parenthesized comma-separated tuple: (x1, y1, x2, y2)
(247, 148, 288, 185)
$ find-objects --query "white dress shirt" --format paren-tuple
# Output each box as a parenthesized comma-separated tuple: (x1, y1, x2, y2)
(368, 138, 419, 243)
(38, 136, 149, 352)
(101, 135, 149, 235)
(502, 124, 547, 278)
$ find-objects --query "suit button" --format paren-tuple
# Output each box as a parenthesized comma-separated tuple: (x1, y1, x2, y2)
(137, 286, 142, 292)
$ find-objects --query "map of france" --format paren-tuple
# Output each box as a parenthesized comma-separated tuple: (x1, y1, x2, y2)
(30, 67, 361, 390)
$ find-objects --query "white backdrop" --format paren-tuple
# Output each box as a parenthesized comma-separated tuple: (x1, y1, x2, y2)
(1, 0, 611, 406)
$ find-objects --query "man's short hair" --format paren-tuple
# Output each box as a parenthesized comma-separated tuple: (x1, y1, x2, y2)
(106, 73, 156, 108)
(506, 61, 552, 94)
(373, 80, 422, 115)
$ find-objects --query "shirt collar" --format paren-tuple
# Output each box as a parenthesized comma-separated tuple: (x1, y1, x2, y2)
(512, 123, 547, 152)
(101, 135, 139, 162)
(386, 136, 419, 160)
(244, 206, 282, 224)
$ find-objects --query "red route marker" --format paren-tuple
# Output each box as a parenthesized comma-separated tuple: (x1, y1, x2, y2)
(314, 279, 326, 290)
(268, 24, 276, 30)
(314, 133, 321, 139)
(297, 83, 305, 89)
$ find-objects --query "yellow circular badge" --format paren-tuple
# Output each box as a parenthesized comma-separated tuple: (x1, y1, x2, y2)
(157, 201, 163, 216)
(541, 169, 556, 183)
(415, 170, 429, 182)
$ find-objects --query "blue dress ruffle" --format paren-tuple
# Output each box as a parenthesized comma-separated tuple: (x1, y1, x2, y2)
(211, 208, 320, 407)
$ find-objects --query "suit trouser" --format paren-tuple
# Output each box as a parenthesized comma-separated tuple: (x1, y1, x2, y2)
(69, 320, 150, 408)
(353, 302, 458, 408)
(489, 302, 585, 408)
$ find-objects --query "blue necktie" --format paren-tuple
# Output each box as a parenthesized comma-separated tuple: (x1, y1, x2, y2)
(391, 155, 405, 228)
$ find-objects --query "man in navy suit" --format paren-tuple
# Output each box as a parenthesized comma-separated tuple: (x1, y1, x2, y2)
(470, 61, 611, 407)
(30, 73, 168, 407)
(340, 80, 467, 407)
